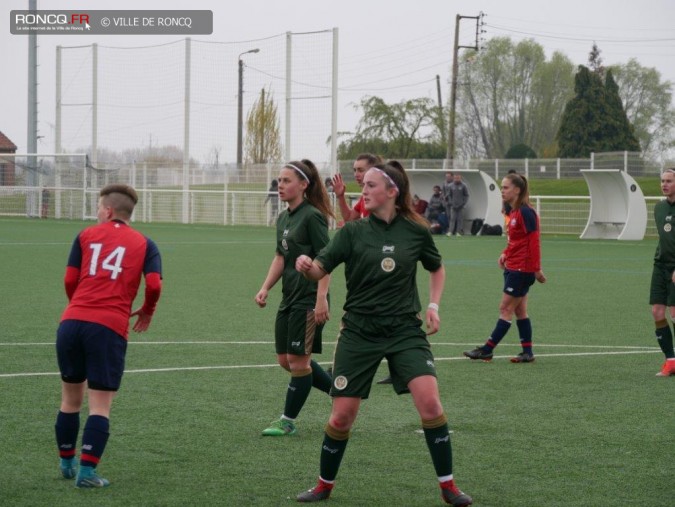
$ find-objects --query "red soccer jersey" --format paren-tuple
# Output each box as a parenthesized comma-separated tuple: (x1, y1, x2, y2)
(61, 220, 162, 339)
(353, 195, 370, 218)
(503, 205, 541, 273)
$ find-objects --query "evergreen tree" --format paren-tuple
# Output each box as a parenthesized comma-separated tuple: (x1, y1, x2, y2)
(588, 42, 604, 77)
(556, 65, 640, 157)
(603, 70, 641, 152)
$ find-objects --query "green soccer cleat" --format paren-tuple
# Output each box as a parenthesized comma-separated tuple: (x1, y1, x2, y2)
(262, 418, 297, 436)
(75, 466, 110, 488)
(59, 458, 77, 479)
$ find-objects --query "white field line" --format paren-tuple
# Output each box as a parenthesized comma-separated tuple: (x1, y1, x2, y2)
(0, 341, 659, 350)
(0, 349, 661, 378)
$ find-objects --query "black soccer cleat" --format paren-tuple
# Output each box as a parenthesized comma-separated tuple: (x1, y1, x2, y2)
(441, 484, 473, 506)
(510, 352, 535, 363)
(297, 481, 333, 502)
(376, 375, 393, 385)
(463, 347, 493, 361)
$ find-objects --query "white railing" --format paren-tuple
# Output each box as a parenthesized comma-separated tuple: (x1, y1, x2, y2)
(0, 186, 661, 237)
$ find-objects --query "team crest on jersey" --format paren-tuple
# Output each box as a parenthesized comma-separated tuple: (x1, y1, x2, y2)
(382, 245, 395, 253)
(333, 375, 348, 390)
(665, 223, 672, 232)
(381, 257, 395, 272)
(510, 218, 517, 226)
(666, 216, 672, 222)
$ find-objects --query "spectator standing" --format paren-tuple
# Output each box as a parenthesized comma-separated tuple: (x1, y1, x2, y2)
(446, 174, 469, 236)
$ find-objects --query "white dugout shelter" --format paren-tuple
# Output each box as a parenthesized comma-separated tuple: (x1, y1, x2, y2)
(580, 169, 647, 240)
(407, 169, 503, 233)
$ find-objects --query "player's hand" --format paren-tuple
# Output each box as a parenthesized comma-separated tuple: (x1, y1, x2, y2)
(425, 308, 440, 335)
(332, 174, 346, 197)
(498, 254, 506, 270)
(295, 255, 313, 273)
(130, 308, 153, 333)
(255, 288, 269, 308)
(535, 270, 547, 283)
(314, 296, 330, 325)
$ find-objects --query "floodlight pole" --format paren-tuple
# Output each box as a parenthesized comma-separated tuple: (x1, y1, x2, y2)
(237, 48, 260, 169)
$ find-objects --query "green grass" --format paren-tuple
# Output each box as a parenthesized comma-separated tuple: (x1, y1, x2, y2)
(0, 218, 671, 506)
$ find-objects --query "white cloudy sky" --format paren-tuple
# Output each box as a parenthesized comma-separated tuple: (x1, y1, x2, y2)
(3, 0, 675, 161)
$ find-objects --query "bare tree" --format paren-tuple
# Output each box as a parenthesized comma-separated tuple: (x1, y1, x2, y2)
(244, 87, 282, 165)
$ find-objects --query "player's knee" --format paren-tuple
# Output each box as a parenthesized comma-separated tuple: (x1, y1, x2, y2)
(652, 305, 666, 321)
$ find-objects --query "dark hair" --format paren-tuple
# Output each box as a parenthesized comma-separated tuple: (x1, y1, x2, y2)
(270, 179, 278, 189)
(387, 159, 404, 172)
(99, 184, 138, 218)
(283, 159, 334, 221)
(503, 172, 530, 209)
(373, 163, 428, 228)
(355, 153, 383, 167)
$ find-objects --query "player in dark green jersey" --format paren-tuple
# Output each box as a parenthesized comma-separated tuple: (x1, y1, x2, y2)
(295, 164, 472, 506)
(255, 160, 335, 435)
(650, 168, 675, 377)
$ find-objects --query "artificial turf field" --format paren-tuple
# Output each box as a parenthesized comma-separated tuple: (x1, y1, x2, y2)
(0, 218, 671, 506)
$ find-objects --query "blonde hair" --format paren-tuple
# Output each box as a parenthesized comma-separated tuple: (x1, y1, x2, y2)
(503, 172, 531, 209)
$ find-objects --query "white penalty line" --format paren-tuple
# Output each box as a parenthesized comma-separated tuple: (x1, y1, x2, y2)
(0, 341, 660, 350)
(0, 349, 662, 378)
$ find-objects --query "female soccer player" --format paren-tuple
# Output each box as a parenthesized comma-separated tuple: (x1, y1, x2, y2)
(255, 160, 334, 436)
(295, 163, 472, 506)
(55, 184, 162, 488)
(649, 168, 675, 377)
(464, 172, 546, 363)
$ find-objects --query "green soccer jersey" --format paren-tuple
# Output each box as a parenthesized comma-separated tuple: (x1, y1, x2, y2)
(316, 213, 442, 316)
(653, 198, 675, 270)
(276, 200, 330, 310)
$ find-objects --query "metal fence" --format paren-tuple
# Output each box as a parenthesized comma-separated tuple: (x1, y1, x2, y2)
(0, 152, 665, 237)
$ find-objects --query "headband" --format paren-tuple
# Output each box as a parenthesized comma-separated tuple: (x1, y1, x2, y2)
(285, 164, 310, 183)
(369, 167, 399, 194)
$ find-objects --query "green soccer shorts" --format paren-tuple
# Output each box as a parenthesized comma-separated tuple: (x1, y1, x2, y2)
(330, 311, 437, 398)
(274, 306, 324, 355)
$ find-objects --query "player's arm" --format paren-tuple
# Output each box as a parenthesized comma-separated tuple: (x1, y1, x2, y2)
(425, 265, 445, 335)
(63, 235, 83, 300)
(255, 253, 285, 308)
(131, 239, 163, 332)
(314, 274, 331, 324)
(332, 174, 359, 222)
(131, 272, 162, 332)
(296, 255, 328, 281)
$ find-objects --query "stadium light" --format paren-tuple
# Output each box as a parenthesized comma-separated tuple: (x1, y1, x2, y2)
(237, 48, 260, 169)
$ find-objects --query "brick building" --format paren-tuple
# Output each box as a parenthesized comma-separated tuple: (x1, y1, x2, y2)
(0, 131, 17, 186)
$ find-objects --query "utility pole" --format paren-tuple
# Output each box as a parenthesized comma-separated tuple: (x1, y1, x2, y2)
(436, 75, 445, 145)
(237, 48, 260, 169)
(447, 13, 483, 165)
